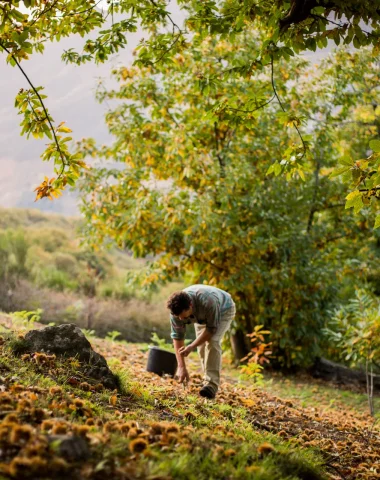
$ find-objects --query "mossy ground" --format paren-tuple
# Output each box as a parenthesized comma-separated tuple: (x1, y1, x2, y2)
(0, 323, 378, 479)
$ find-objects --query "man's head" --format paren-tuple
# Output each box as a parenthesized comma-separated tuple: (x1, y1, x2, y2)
(167, 291, 192, 320)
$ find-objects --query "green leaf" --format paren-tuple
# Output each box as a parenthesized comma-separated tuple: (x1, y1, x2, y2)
(374, 215, 380, 229)
(339, 156, 353, 166)
(368, 172, 380, 188)
(345, 190, 363, 213)
(345, 191, 361, 201)
(369, 139, 380, 152)
(57, 126, 72, 133)
(274, 163, 282, 176)
(353, 36, 361, 49)
(329, 166, 351, 178)
(298, 169, 305, 181)
(312, 6, 325, 14)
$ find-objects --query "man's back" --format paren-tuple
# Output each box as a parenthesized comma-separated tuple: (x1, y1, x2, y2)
(184, 284, 233, 313)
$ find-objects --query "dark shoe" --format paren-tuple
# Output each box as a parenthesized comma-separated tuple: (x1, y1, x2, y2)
(199, 385, 216, 399)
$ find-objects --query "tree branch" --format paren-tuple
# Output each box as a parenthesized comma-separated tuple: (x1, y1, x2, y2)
(307, 157, 321, 233)
(270, 55, 306, 160)
(0, 43, 67, 176)
(214, 122, 226, 178)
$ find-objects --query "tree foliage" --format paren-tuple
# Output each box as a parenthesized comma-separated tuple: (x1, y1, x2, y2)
(1, 0, 380, 201)
(77, 35, 380, 366)
(324, 290, 380, 371)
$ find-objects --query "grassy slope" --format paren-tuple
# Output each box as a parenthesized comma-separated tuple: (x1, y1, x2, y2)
(0, 206, 144, 271)
(0, 207, 174, 341)
(0, 207, 79, 231)
(259, 372, 380, 417)
(0, 319, 379, 480)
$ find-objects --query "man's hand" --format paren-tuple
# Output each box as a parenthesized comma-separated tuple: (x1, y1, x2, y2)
(176, 366, 190, 383)
(178, 344, 195, 357)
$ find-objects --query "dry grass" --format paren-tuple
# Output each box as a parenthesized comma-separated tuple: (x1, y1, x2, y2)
(1, 280, 169, 342)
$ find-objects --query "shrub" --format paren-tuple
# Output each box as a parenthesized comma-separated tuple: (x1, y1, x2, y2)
(323, 289, 380, 416)
(28, 227, 70, 253)
(35, 267, 78, 292)
(54, 252, 78, 276)
(0, 229, 29, 281)
(323, 289, 380, 371)
(98, 279, 134, 301)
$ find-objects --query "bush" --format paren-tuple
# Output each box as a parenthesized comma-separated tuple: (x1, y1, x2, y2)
(35, 267, 78, 291)
(323, 289, 380, 372)
(28, 227, 70, 253)
(54, 252, 78, 276)
(98, 279, 134, 301)
(61, 301, 85, 323)
(0, 229, 29, 281)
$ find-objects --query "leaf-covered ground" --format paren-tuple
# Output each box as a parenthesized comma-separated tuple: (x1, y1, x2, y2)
(0, 323, 378, 480)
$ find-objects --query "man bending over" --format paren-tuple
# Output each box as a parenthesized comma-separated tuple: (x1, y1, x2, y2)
(167, 284, 236, 399)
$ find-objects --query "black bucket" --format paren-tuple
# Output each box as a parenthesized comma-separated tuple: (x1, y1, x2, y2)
(146, 346, 178, 377)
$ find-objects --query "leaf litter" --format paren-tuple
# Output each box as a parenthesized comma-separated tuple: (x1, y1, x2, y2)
(0, 327, 378, 479)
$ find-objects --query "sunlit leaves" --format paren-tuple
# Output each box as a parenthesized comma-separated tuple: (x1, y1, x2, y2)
(34, 177, 62, 201)
(13, 85, 87, 199)
(2, 0, 380, 200)
(330, 135, 380, 227)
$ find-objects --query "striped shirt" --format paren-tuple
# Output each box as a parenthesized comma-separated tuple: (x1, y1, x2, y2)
(170, 285, 234, 340)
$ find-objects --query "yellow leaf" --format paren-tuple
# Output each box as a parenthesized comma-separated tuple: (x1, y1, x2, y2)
(240, 398, 256, 407)
(345, 190, 361, 200)
(57, 125, 72, 133)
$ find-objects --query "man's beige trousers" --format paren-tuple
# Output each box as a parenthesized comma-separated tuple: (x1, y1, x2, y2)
(194, 303, 236, 394)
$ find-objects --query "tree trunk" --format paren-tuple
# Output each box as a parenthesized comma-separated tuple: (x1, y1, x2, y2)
(230, 330, 249, 365)
(310, 357, 380, 392)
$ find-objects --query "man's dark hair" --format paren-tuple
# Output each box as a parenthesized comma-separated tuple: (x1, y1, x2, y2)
(166, 291, 191, 316)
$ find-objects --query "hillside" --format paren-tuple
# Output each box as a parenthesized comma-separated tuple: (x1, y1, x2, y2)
(0, 207, 173, 342)
(0, 316, 378, 480)
(0, 207, 79, 231)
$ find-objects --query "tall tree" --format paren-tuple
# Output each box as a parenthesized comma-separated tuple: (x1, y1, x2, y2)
(77, 36, 377, 366)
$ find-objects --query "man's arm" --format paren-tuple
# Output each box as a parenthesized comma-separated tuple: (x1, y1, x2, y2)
(179, 329, 213, 357)
(173, 339, 190, 383)
(191, 329, 213, 348)
(170, 314, 189, 383)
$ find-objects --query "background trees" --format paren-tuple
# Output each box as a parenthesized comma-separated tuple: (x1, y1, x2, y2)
(77, 33, 379, 366)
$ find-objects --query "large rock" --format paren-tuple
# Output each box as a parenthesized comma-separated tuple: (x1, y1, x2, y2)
(24, 324, 118, 390)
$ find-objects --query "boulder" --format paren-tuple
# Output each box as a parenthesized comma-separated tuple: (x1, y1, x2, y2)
(24, 324, 118, 390)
